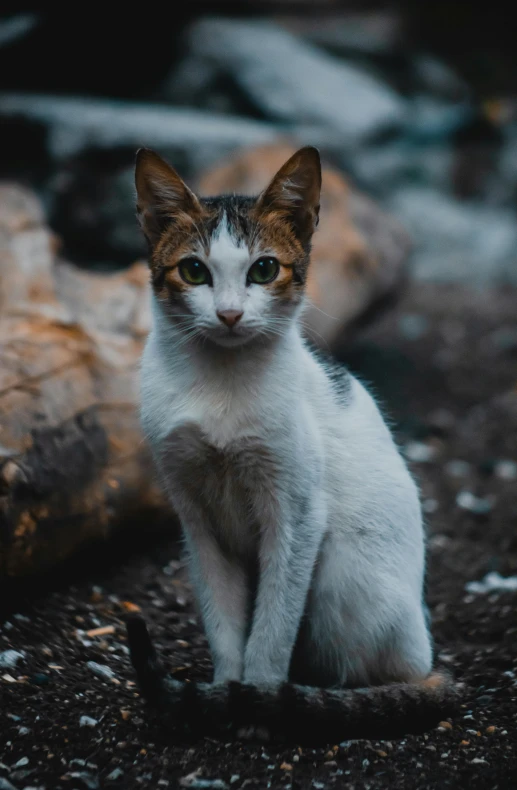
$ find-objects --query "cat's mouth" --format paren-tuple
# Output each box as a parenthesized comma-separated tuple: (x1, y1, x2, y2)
(204, 326, 255, 348)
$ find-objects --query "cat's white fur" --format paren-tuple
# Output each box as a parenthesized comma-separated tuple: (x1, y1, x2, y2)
(140, 213, 432, 689)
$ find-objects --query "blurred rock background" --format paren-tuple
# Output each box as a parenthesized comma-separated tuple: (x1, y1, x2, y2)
(1, 1, 517, 283)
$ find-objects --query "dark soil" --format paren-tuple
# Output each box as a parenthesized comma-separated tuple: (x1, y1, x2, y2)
(1, 282, 517, 790)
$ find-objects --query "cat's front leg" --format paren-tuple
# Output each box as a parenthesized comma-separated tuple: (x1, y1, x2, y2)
(182, 518, 249, 683)
(243, 492, 327, 685)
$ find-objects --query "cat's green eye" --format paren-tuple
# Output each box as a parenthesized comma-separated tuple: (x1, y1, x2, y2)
(247, 257, 280, 285)
(179, 258, 211, 286)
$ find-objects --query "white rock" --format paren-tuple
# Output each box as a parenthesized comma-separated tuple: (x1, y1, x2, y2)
(404, 441, 437, 463)
(0, 93, 337, 170)
(0, 650, 25, 670)
(466, 572, 517, 594)
(389, 187, 517, 285)
(456, 491, 493, 515)
(177, 17, 407, 143)
(494, 460, 517, 480)
(86, 661, 115, 681)
(445, 460, 471, 478)
(80, 715, 99, 728)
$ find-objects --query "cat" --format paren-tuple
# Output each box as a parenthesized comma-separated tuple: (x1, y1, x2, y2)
(127, 145, 459, 742)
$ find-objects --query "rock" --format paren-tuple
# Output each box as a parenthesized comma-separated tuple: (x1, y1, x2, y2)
(179, 770, 227, 789)
(165, 18, 407, 143)
(276, 10, 403, 56)
(79, 716, 99, 728)
(353, 141, 454, 197)
(197, 143, 410, 348)
(87, 662, 115, 681)
(0, 777, 18, 790)
(12, 761, 28, 770)
(0, 184, 168, 580)
(68, 773, 99, 790)
(494, 460, 517, 479)
(412, 55, 469, 101)
(389, 186, 517, 284)
(456, 491, 493, 515)
(410, 96, 474, 142)
(0, 93, 336, 170)
(106, 768, 124, 781)
(0, 14, 38, 49)
(0, 650, 24, 670)
(398, 313, 430, 341)
(404, 442, 437, 463)
(466, 572, 517, 594)
(445, 460, 471, 478)
(28, 674, 49, 686)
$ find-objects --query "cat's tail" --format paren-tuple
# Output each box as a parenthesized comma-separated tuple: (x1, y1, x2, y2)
(126, 615, 463, 744)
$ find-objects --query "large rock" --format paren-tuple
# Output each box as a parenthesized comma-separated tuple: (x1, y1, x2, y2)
(163, 17, 407, 144)
(0, 93, 338, 169)
(0, 184, 168, 579)
(197, 143, 411, 346)
(389, 186, 517, 284)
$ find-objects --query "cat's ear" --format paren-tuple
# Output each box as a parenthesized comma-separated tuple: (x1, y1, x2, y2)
(135, 148, 201, 245)
(256, 146, 321, 242)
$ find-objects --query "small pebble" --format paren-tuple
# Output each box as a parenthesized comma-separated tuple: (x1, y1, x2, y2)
(456, 491, 493, 515)
(80, 716, 99, 728)
(106, 767, 124, 780)
(229, 777, 240, 785)
(399, 314, 429, 340)
(29, 673, 49, 686)
(404, 441, 437, 463)
(17, 727, 30, 736)
(87, 662, 115, 681)
(280, 763, 292, 771)
(494, 460, 517, 480)
(0, 778, 18, 790)
(69, 771, 99, 790)
(471, 758, 489, 765)
(466, 572, 517, 594)
(14, 758, 29, 768)
(486, 726, 496, 734)
(0, 650, 25, 670)
(423, 498, 439, 514)
(438, 721, 452, 729)
(445, 460, 471, 478)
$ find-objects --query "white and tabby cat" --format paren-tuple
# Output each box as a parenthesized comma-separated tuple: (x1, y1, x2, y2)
(127, 146, 458, 741)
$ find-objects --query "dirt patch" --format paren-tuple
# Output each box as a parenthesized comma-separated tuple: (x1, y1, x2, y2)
(1, 283, 517, 789)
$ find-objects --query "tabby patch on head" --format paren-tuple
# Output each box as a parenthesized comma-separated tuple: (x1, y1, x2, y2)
(135, 146, 321, 348)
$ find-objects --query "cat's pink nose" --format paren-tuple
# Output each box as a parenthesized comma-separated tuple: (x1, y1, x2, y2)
(217, 310, 243, 328)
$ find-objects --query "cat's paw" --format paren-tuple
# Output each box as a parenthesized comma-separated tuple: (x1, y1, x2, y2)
(236, 725, 271, 742)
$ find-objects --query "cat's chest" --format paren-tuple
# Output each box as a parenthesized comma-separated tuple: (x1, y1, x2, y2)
(161, 423, 279, 557)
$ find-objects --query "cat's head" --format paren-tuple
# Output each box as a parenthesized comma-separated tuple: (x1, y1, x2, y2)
(135, 146, 321, 348)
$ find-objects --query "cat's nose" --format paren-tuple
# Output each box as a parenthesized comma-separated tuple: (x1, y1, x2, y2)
(217, 309, 243, 328)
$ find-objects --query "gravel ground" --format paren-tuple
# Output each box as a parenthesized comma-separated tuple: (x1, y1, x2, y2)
(1, 282, 517, 790)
